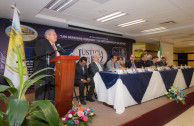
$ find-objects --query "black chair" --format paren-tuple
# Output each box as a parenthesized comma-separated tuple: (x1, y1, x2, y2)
(73, 83, 89, 100)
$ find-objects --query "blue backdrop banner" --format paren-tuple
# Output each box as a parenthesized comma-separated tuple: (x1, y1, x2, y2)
(0, 18, 135, 85)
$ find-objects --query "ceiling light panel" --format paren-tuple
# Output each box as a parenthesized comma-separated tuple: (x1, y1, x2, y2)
(118, 19, 146, 27)
(96, 11, 127, 22)
(141, 27, 166, 33)
(46, 0, 80, 12)
(47, 0, 61, 9)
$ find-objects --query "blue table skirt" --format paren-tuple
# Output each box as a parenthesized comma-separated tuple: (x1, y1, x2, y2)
(181, 68, 194, 88)
(159, 70, 178, 90)
(120, 72, 153, 104)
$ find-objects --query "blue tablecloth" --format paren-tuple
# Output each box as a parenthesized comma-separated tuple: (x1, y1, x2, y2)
(181, 68, 194, 88)
(159, 70, 178, 90)
(120, 72, 153, 104)
(99, 72, 119, 89)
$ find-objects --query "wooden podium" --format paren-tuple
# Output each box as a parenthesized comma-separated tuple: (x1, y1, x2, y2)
(50, 55, 80, 117)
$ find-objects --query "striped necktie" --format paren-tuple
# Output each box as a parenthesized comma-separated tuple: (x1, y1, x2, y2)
(51, 44, 57, 56)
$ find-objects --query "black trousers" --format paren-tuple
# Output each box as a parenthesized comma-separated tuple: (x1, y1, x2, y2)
(34, 79, 55, 102)
(75, 80, 95, 100)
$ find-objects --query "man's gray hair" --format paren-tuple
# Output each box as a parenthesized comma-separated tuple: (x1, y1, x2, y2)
(44, 29, 55, 38)
(93, 53, 99, 58)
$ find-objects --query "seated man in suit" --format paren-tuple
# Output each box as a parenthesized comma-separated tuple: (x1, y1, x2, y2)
(158, 56, 168, 66)
(106, 55, 122, 71)
(89, 53, 105, 78)
(138, 54, 149, 68)
(125, 54, 138, 69)
(75, 57, 94, 105)
(150, 56, 159, 68)
(146, 54, 153, 67)
(88, 54, 105, 99)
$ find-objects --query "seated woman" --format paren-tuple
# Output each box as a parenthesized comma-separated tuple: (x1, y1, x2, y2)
(117, 56, 126, 68)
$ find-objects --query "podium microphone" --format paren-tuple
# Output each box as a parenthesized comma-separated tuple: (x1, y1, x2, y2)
(57, 44, 65, 53)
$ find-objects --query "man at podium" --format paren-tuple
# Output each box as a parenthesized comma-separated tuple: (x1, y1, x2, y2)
(75, 57, 95, 105)
(33, 29, 62, 101)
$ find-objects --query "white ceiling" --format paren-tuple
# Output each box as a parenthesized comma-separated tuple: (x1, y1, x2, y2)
(1, 0, 194, 47)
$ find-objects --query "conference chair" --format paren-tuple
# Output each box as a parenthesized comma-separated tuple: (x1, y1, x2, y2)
(73, 83, 89, 100)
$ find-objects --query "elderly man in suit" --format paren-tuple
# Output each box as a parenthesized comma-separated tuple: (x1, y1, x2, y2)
(89, 53, 105, 78)
(106, 55, 121, 71)
(125, 54, 138, 69)
(33, 29, 62, 101)
(75, 57, 94, 105)
(88, 54, 105, 99)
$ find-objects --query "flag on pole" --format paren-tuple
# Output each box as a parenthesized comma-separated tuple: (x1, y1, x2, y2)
(4, 6, 28, 88)
(157, 43, 162, 61)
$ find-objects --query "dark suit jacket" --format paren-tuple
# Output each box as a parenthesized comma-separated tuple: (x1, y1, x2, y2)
(33, 39, 62, 77)
(150, 61, 158, 67)
(146, 60, 153, 67)
(125, 60, 139, 68)
(88, 62, 105, 78)
(158, 61, 167, 66)
(138, 60, 149, 68)
(75, 62, 89, 81)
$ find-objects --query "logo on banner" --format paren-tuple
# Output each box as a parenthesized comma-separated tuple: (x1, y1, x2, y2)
(5, 25, 38, 41)
(73, 43, 108, 65)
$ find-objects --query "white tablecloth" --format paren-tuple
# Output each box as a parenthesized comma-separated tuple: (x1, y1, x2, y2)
(94, 69, 194, 114)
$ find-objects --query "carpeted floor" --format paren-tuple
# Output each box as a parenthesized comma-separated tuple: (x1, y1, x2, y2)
(1, 86, 194, 126)
(80, 87, 194, 126)
(164, 105, 194, 126)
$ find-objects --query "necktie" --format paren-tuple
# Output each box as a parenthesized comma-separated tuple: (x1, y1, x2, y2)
(113, 63, 116, 68)
(51, 44, 57, 56)
(97, 63, 103, 71)
(131, 62, 134, 68)
(131, 62, 136, 69)
(82, 66, 85, 75)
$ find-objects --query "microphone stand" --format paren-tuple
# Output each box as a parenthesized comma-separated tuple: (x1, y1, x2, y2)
(46, 51, 51, 100)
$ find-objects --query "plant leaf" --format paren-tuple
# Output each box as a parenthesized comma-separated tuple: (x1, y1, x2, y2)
(21, 119, 48, 126)
(0, 85, 18, 98)
(23, 67, 54, 86)
(21, 75, 51, 98)
(0, 93, 8, 104)
(30, 110, 47, 122)
(14, 45, 23, 88)
(0, 116, 6, 126)
(0, 103, 3, 118)
(0, 74, 15, 87)
(6, 98, 29, 126)
(0, 105, 6, 125)
(30, 100, 60, 126)
(14, 45, 25, 100)
(181, 100, 186, 105)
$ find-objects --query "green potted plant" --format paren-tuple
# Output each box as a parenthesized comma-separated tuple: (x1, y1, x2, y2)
(0, 46, 63, 126)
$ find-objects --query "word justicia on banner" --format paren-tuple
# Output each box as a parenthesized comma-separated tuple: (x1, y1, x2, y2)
(73, 43, 108, 65)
